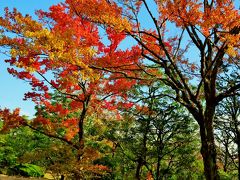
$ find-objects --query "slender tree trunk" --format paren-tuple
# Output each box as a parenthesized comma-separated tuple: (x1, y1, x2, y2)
(136, 158, 143, 180)
(223, 142, 228, 172)
(156, 153, 161, 180)
(77, 98, 89, 161)
(77, 118, 84, 161)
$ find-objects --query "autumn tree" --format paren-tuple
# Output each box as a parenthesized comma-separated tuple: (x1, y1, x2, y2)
(66, 0, 240, 179)
(0, 109, 115, 179)
(0, 2, 140, 177)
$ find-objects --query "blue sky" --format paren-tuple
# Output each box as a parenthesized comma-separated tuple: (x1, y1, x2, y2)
(0, 1, 62, 117)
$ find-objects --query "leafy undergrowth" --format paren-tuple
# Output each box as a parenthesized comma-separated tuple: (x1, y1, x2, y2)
(7, 164, 44, 178)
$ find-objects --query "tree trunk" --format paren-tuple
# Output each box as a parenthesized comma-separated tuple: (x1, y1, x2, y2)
(188, 108, 219, 180)
(223, 143, 228, 172)
(77, 117, 84, 161)
(199, 116, 219, 180)
(136, 158, 143, 180)
(156, 152, 161, 180)
(77, 101, 88, 161)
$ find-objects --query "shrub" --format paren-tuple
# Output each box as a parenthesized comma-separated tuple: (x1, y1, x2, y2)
(7, 163, 44, 177)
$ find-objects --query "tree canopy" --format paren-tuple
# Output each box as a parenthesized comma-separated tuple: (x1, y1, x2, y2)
(0, 0, 239, 179)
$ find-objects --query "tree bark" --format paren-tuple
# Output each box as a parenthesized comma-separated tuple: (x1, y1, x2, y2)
(188, 99, 219, 180)
(136, 158, 143, 180)
(199, 117, 219, 180)
(77, 106, 87, 161)
(77, 95, 90, 161)
(223, 142, 228, 172)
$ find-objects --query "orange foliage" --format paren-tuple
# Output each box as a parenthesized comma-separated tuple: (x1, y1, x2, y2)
(0, 0, 142, 139)
(66, 0, 131, 32)
(0, 108, 26, 132)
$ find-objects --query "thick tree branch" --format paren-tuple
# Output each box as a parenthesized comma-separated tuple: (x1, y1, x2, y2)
(216, 83, 240, 103)
(26, 123, 80, 150)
